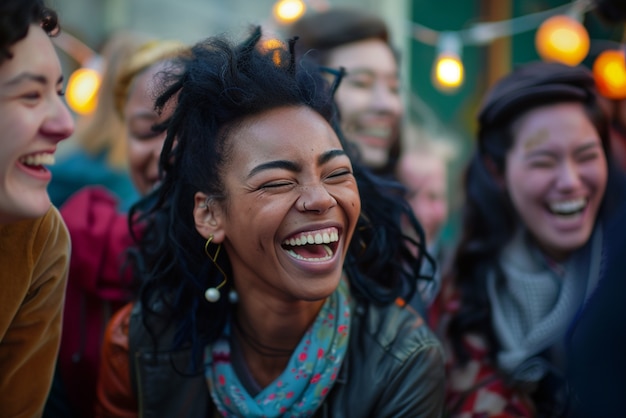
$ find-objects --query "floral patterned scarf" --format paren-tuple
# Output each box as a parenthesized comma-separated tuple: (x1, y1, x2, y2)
(205, 279, 351, 417)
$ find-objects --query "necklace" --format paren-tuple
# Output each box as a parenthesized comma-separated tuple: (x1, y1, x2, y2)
(233, 317, 295, 358)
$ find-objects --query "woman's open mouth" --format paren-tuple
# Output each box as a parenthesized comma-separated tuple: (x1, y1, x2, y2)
(19, 152, 55, 172)
(547, 197, 587, 217)
(282, 227, 340, 262)
(17, 152, 55, 180)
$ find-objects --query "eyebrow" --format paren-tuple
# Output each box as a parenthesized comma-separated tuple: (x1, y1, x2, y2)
(247, 149, 347, 179)
(345, 68, 399, 79)
(3, 72, 64, 87)
(524, 141, 602, 159)
(573, 141, 602, 156)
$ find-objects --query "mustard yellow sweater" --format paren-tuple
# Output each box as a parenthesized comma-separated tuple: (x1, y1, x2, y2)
(0, 206, 70, 417)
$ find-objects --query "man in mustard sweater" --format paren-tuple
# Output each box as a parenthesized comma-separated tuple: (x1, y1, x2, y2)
(0, 1, 74, 416)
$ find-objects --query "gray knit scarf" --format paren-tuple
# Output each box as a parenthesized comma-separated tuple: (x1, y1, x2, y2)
(488, 226, 603, 382)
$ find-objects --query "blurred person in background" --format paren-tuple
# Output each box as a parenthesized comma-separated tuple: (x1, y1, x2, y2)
(0, 0, 74, 416)
(48, 30, 150, 210)
(287, 7, 403, 179)
(96, 27, 444, 418)
(396, 130, 455, 309)
(565, 178, 626, 417)
(566, 2, 626, 415)
(430, 61, 626, 417)
(591, 42, 626, 170)
(44, 38, 188, 418)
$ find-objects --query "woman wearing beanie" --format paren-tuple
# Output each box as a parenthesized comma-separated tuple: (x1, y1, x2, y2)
(430, 61, 626, 417)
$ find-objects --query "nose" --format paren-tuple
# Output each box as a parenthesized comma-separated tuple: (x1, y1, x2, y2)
(556, 160, 583, 191)
(371, 80, 401, 115)
(41, 95, 74, 142)
(298, 183, 337, 214)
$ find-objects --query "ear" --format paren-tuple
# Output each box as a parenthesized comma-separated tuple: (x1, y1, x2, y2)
(193, 192, 226, 243)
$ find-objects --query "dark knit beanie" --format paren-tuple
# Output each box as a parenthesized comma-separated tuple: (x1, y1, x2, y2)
(478, 61, 597, 130)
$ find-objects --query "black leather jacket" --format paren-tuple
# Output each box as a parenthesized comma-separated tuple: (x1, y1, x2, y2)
(128, 297, 445, 417)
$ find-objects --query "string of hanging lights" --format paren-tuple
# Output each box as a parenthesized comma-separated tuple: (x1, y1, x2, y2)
(59, 0, 625, 115)
(405, 0, 625, 95)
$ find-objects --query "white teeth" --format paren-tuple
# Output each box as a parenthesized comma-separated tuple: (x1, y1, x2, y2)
(20, 153, 55, 166)
(549, 198, 587, 215)
(283, 227, 339, 247)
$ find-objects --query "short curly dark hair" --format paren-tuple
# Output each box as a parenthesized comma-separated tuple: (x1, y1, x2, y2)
(0, 0, 59, 64)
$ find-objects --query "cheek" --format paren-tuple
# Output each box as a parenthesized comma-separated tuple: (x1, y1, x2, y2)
(505, 164, 544, 214)
(387, 94, 403, 116)
(337, 186, 361, 234)
(411, 196, 428, 216)
(508, 183, 545, 223)
(584, 160, 609, 195)
(127, 150, 142, 177)
(2, 112, 36, 151)
(335, 89, 369, 115)
(434, 200, 448, 220)
(128, 141, 152, 169)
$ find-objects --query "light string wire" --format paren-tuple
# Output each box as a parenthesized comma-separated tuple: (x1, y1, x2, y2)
(407, 0, 596, 47)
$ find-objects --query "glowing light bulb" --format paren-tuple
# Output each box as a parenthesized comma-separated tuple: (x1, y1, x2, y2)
(273, 0, 306, 25)
(66, 68, 101, 114)
(535, 15, 590, 66)
(432, 32, 464, 93)
(593, 49, 626, 99)
(434, 54, 464, 90)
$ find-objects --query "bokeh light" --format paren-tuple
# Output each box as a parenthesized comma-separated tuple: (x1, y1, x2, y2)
(535, 15, 590, 66)
(433, 54, 464, 92)
(273, 0, 306, 25)
(66, 67, 101, 114)
(593, 49, 626, 99)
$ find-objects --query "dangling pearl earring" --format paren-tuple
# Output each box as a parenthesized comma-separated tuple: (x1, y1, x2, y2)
(205, 287, 221, 302)
(204, 234, 227, 303)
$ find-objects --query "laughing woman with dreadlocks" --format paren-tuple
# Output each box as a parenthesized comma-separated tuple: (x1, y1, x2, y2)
(95, 27, 444, 418)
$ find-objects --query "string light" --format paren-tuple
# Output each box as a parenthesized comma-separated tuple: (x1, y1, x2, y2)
(408, 0, 601, 92)
(432, 32, 464, 92)
(593, 48, 626, 99)
(65, 56, 102, 115)
(53, 32, 102, 114)
(535, 15, 590, 66)
(273, 0, 306, 25)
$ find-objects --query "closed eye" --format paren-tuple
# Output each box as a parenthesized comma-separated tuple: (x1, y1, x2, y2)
(528, 158, 555, 168)
(22, 92, 41, 101)
(578, 151, 600, 163)
(326, 169, 353, 181)
(530, 162, 554, 169)
(329, 169, 351, 177)
(347, 79, 373, 89)
(259, 181, 294, 190)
